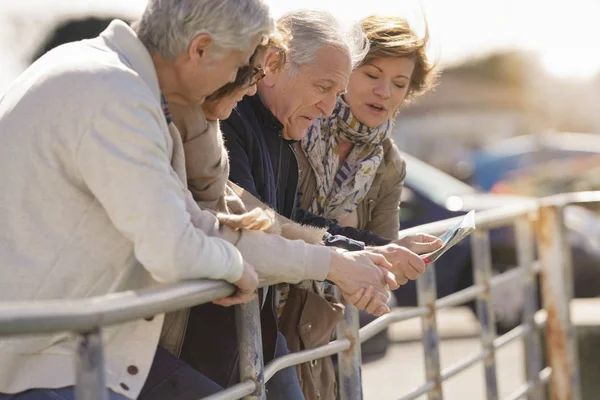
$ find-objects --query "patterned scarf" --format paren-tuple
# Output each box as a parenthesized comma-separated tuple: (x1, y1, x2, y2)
(301, 96, 392, 220)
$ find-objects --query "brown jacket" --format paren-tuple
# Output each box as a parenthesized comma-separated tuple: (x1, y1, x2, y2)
(279, 285, 344, 400)
(296, 137, 407, 241)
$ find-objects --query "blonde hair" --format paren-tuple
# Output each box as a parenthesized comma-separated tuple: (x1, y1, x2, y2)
(360, 15, 439, 102)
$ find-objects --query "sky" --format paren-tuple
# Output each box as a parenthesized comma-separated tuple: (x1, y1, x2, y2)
(1, 0, 599, 93)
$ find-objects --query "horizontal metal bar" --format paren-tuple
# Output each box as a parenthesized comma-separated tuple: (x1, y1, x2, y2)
(490, 266, 527, 289)
(503, 381, 533, 400)
(542, 191, 600, 208)
(493, 324, 531, 350)
(264, 338, 350, 382)
(435, 284, 485, 309)
(503, 367, 553, 400)
(539, 367, 552, 383)
(425, 323, 532, 386)
(0, 280, 234, 336)
(397, 381, 437, 400)
(202, 380, 256, 400)
(263, 307, 428, 384)
(420, 265, 529, 311)
(534, 310, 547, 330)
(441, 349, 490, 381)
(359, 306, 429, 343)
(401, 203, 537, 237)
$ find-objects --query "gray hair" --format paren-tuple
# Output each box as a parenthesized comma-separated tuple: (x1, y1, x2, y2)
(138, 0, 274, 60)
(278, 9, 369, 72)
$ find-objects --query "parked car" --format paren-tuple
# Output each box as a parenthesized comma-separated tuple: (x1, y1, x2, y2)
(468, 132, 600, 192)
(393, 151, 600, 330)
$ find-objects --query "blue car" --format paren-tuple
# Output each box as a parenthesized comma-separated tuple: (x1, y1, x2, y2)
(469, 132, 600, 192)
(394, 152, 600, 330)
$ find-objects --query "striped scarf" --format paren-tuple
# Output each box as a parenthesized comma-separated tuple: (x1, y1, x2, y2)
(301, 96, 391, 220)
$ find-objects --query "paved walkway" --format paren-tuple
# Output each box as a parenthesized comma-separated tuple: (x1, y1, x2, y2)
(362, 307, 527, 400)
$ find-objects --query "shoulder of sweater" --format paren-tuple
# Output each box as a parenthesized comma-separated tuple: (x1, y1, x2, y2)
(35, 41, 156, 108)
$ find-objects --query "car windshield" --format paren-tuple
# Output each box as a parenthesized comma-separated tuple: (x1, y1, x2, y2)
(401, 151, 477, 205)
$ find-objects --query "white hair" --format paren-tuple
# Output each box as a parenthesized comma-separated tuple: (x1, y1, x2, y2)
(278, 9, 369, 72)
(138, 0, 274, 60)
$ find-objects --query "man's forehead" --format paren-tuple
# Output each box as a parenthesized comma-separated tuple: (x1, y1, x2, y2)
(307, 49, 351, 86)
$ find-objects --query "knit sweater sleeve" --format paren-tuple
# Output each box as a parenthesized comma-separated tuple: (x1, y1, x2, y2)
(77, 97, 244, 284)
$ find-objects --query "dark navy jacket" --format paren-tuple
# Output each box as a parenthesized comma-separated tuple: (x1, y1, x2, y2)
(222, 94, 390, 246)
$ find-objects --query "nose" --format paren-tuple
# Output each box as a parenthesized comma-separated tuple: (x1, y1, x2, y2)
(374, 82, 391, 100)
(246, 84, 258, 96)
(316, 93, 338, 117)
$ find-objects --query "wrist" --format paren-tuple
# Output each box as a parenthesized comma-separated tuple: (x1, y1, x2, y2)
(327, 251, 344, 283)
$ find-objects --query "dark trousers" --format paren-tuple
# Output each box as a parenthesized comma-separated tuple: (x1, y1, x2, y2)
(141, 333, 305, 400)
(139, 346, 223, 399)
(266, 332, 305, 400)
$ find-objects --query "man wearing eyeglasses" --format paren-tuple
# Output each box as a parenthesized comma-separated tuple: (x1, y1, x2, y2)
(0, 1, 277, 399)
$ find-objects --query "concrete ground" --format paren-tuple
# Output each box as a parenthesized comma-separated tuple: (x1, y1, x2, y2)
(362, 307, 527, 400)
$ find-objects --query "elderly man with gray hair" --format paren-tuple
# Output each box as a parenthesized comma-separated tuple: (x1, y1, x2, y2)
(175, 9, 397, 400)
(0, 1, 273, 399)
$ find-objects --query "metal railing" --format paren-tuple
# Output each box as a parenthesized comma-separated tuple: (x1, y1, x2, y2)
(2, 191, 598, 400)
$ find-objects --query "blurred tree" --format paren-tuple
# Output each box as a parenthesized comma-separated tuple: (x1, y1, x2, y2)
(31, 16, 131, 63)
(449, 51, 534, 88)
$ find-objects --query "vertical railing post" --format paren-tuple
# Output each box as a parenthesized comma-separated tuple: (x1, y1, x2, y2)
(515, 217, 544, 400)
(417, 262, 443, 400)
(536, 205, 582, 400)
(236, 295, 266, 400)
(75, 328, 108, 400)
(336, 303, 363, 400)
(471, 230, 499, 400)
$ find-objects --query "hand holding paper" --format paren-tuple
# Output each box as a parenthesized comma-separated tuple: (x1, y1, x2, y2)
(420, 210, 476, 264)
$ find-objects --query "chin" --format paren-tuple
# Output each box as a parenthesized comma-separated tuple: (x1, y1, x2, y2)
(217, 109, 234, 120)
(360, 115, 386, 129)
(284, 126, 309, 141)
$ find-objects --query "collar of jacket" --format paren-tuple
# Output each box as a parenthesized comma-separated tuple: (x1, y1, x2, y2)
(101, 20, 161, 103)
(246, 93, 299, 144)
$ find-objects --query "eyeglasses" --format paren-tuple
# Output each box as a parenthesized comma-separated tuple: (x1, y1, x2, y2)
(235, 65, 265, 88)
(206, 65, 265, 102)
(248, 66, 266, 86)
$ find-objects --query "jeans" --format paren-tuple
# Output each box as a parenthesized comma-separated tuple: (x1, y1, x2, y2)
(0, 387, 128, 400)
(266, 332, 305, 400)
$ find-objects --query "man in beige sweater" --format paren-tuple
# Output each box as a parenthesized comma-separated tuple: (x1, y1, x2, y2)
(0, 1, 271, 399)
(0, 1, 397, 399)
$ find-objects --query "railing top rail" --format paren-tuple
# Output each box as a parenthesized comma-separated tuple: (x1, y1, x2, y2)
(0, 280, 234, 336)
(402, 190, 600, 237)
(2, 190, 600, 336)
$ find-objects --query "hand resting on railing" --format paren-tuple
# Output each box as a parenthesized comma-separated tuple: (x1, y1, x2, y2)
(327, 250, 399, 316)
(212, 260, 259, 307)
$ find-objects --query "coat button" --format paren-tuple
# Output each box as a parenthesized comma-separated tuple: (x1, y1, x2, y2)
(144, 316, 154, 322)
(120, 383, 129, 391)
(306, 324, 312, 331)
(127, 365, 138, 375)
